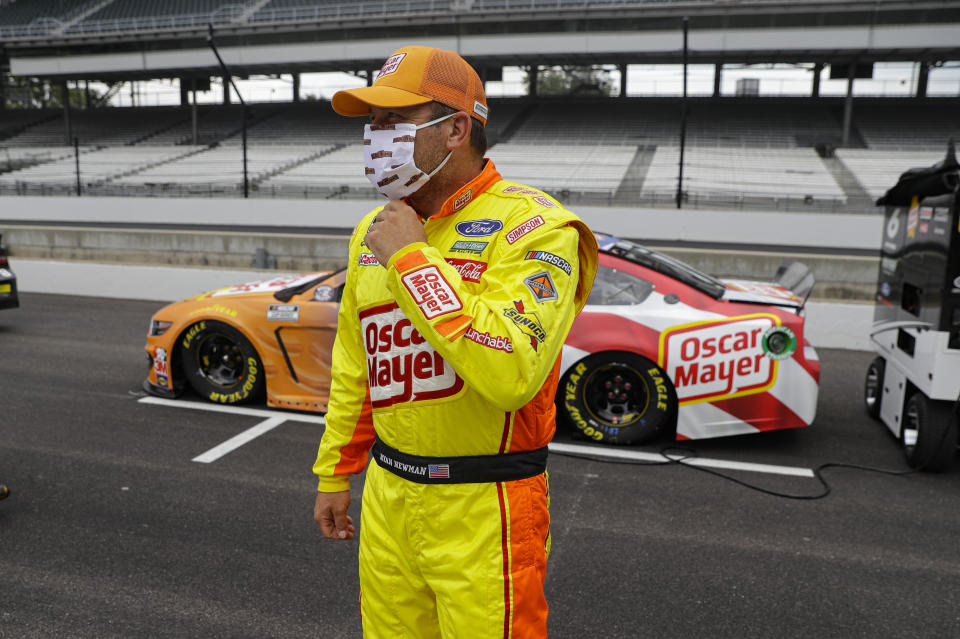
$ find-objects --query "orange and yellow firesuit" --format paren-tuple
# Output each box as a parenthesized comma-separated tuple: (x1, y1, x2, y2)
(313, 159, 598, 638)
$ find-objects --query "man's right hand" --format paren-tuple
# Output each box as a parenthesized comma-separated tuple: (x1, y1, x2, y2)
(314, 490, 355, 540)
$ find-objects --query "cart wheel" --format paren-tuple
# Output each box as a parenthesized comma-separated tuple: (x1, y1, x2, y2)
(864, 357, 885, 420)
(902, 392, 958, 472)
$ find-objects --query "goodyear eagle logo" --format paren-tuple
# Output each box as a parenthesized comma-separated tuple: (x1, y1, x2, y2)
(503, 300, 547, 350)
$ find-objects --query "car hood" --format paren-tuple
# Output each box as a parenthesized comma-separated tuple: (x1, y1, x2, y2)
(194, 272, 330, 300)
(720, 279, 804, 309)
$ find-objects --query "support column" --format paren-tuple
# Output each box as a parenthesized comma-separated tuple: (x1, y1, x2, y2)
(841, 64, 855, 147)
(84, 80, 91, 109)
(713, 63, 722, 97)
(529, 65, 539, 97)
(916, 61, 929, 98)
(223, 75, 231, 104)
(180, 79, 190, 107)
(130, 81, 136, 107)
(0, 72, 6, 110)
(292, 73, 300, 103)
(192, 78, 199, 145)
(366, 70, 373, 87)
(811, 62, 823, 97)
(61, 80, 72, 145)
(619, 63, 628, 98)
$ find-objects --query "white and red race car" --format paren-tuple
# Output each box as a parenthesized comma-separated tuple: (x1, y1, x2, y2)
(558, 234, 820, 444)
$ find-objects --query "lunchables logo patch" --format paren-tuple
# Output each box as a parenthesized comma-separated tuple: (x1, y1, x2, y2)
(401, 265, 463, 320)
(658, 314, 779, 405)
(361, 303, 463, 408)
(378, 52, 406, 78)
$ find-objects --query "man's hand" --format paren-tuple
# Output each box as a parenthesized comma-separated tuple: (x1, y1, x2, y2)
(364, 200, 427, 266)
(314, 490, 355, 540)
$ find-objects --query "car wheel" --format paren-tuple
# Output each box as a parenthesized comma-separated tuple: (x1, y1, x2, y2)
(559, 351, 673, 445)
(178, 320, 264, 404)
(864, 356, 885, 420)
(902, 392, 958, 472)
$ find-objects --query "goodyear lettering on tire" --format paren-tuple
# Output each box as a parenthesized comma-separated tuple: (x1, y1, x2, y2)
(182, 321, 206, 350)
(208, 357, 259, 404)
(564, 361, 610, 441)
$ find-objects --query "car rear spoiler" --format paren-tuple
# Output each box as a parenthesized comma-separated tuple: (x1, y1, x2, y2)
(773, 260, 816, 310)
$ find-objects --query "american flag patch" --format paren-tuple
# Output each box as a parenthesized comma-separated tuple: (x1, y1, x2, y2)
(428, 464, 450, 479)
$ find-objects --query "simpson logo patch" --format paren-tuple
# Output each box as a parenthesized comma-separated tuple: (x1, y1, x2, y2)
(525, 250, 572, 275)
(506, 216, 545, 244)
(378, 52, 406, 78)
(445, 258, 487, 283)
(503, 300, 547, 351)
(658, 314, 779, 405)
(360, 303, 463, 408)
(450, 240, 488, 255)
(359, 253, 380, 266)
(401, 265, 463, 320)
(524, 271, 558, 302)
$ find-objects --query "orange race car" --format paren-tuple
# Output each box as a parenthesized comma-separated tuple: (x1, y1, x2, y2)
(144, 269, 346, 413)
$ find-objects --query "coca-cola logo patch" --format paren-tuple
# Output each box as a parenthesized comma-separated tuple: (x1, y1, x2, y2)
(401, 265, 463, 320)
(445, 258, 487, 283)
(361, 303, 463, 408)
(658, 314, 779, 405)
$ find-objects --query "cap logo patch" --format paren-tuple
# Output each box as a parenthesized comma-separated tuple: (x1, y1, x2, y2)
(378, 52, 406, 78)
(473, 101, 488, 120)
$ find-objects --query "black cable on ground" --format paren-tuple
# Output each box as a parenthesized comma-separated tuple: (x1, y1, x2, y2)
(551, 394, 959, 501)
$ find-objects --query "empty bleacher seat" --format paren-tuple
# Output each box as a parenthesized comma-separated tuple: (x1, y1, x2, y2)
(836, 149, 951, 200)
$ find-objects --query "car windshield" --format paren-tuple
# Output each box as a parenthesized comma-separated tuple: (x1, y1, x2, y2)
(600, 236, 726, 300)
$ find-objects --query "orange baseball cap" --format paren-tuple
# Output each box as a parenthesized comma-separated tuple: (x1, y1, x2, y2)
(332, 46, 488, 125)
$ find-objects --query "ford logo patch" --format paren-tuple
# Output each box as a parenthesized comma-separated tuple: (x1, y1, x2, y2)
(456, 219, 503, 237)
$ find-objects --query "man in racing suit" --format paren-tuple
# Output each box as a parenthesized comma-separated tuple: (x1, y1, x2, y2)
(313, 45, 598, 638)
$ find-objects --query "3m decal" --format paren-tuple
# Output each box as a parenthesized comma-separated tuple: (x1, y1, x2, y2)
(360, 303, 464, 408)
(503, 300, 547, 350)
(153, 346, 170, 389)
(506, 216, 545, 244)
(267, 304, 300, 322)
(445, 258, 487, 283)
(524, 271, 558, 302)
(377, 52, 406, 78)
(453, 189, 473, 211)
(533, 196, 557, 208)
(525, 250, 572, 275)
(449, 240, 488, 255)
(455, 219, 503, 237)
(463, 327, 513, 352)
(314, 285, 335, 302)
(359, 253, 380, 266)
(658, 314, 780, 405)
(401, 265, 463, 319)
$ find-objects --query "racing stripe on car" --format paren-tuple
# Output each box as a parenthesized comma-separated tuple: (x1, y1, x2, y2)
(677, 401, 760, 440)
(710, 392, 807, 433)
(767, 357, 819, 425)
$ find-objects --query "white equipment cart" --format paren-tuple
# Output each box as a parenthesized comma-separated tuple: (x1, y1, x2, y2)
(865, 142, 960, 472)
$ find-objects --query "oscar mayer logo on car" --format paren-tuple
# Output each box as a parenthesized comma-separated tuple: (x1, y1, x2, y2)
(360, 303, 463, 408)
(658, 314, 780, 405)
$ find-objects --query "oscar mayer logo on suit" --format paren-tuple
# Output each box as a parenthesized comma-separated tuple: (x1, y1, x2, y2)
(658, 314, 779, 404)
(360, 303, 463, 408)
(401, 265, 463, 319)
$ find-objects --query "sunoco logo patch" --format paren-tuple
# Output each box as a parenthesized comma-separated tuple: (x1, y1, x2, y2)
(658, 314, 779, 405)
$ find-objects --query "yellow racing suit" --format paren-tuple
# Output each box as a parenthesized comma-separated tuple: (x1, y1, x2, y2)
(313, 160, 598, 638)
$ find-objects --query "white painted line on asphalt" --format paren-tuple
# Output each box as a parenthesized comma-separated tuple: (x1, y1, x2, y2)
(192, 416, 287, 464)
(138, 396, 326, 463)
(138, 396, 326, 424)
(547, 442, 815, 478)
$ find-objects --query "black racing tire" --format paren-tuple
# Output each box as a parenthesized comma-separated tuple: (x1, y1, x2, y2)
(902, 392, 958, 473)
(558, 351, 674, 445)
(864, 356, 885, 420)
(178, 319, 264, 405)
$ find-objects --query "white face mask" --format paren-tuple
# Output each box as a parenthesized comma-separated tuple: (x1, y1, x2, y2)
(363, 113, 454, 200)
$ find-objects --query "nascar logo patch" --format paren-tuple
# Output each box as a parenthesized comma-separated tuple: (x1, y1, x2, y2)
(525, 250, 572, 275)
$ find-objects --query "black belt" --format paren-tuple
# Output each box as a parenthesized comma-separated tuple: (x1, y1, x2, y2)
(371, 437, 548, 485)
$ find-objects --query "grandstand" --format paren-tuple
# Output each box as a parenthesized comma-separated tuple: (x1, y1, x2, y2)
(1, 0, 958, 211)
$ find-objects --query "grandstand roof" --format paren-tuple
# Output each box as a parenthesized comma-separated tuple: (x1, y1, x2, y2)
(2, 0, 959, 80)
